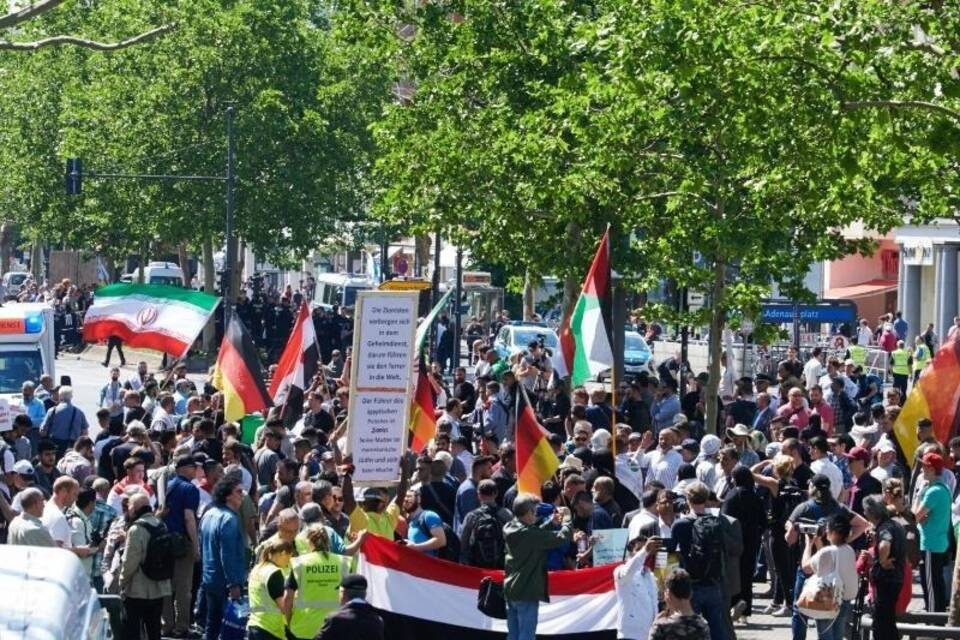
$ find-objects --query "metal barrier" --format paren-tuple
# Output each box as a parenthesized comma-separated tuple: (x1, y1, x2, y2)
(858, 612, 960, 640)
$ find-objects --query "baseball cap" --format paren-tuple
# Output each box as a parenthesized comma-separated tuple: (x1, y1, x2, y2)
(174, 454, 197, 469)
(13, 460, 34, 476)
(700, 434, 722, 457)
(811, 474, 832, 491)
(876, 439, 896, 454)
(844, 446, 871, 463)
(680, 439, 700, 455)
(921, 452, 945, 473)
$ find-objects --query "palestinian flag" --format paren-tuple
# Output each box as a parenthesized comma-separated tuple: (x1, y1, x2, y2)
(358, 535, 617, 639)
(83, 283, 220, 357)
(552, 230, 613, 387)
(212, 316, 272, 422)
(516, 386, 559, 497)
(269, 302, 319, 427)
(409, 362, 437, 451)
(893, 336, 960, 466)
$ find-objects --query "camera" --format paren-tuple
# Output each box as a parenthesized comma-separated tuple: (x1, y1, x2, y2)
(798, 520, 821, 536)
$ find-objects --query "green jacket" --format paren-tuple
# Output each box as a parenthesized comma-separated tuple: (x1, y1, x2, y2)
(503, 517, 572, 603)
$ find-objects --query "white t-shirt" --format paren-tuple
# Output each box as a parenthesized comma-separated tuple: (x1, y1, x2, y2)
(614, 549, 659, 640)
(810, 458, 843, 500)
(41, 500, 73, 548)
(857, 326, 873, 346)
(810, 544, 858, 600)
(804, 358, 824, 391)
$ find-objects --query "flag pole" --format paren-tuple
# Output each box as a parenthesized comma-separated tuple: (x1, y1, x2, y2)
(606, 226, 618, 461)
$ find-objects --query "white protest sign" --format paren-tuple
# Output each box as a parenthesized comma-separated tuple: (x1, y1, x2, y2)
(346, 290, 419, 485)
(0, 399, 11, 432)
(592, 528, 630, 566)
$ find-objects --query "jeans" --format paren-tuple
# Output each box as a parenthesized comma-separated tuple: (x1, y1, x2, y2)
(506, 600, 539, 640)
(202, 585, 227, 640)
(872, 578, 902, 640)
(814, 600, 850, 640)
(792, 569, 809, 640)
(690, 582, 726, 640)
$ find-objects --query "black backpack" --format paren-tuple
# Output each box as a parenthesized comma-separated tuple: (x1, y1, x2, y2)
(685, 514, 723, 582)
(138, 519, 189, 581)
(417, 512, 461, 563)
(469, 506, 505, 569)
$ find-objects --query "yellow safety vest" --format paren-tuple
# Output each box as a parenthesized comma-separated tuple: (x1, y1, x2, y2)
(914, 345, 930, 372)
(287, 552, 352, 639)
(891, 349, 910, 376)
(248, 562, 286, 640)
(849, 344, 867, 366)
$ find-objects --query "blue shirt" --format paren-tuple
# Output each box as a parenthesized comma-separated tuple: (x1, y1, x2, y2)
(536, 503, 569, 570)
(200, 505, 247, 589)
(22, 398, 46, 428)
(454, 478, 480, 535)
(164, 474, 200, 536)
(408, 509, 443, 557)
(585, 405, 612, 432)
(893, 318, 908, 341)
(651, 394, 681, 433)
(41, 402, 88, 442)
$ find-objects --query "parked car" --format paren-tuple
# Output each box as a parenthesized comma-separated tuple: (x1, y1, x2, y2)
(493, 321, 560, 360)
(1, 271, 30, 300)
(598, 330, 653, 381)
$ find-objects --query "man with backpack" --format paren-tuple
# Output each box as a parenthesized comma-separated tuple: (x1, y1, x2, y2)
(671, 482, 729, 640)
(120, 491, 172, 640)
(460, 479, 512, 568)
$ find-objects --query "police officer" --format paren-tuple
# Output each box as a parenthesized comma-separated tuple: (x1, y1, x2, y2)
(284, 525, 355, 640)
(247, 537, 295, 640)
(913, 334, 931, 384)
(251, 292, 266, 345)
(889, 339, 911, 401)
(316, 574, 384, 640)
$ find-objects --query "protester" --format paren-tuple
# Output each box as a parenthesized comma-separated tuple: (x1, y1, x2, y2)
(199, 478, 248, 640)
(503, 494, 572, 640)
(799, 513, 858, 640)
(912, 451, 952, 612)
(649, 569, 710, 640)
(613, 534, 659, 640)
(7, 487, 54, 546)
(315, 574, 385, 640)
(121, 492, 172, 640)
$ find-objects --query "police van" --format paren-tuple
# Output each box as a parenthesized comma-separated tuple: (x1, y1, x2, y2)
(0, 546, 112, 639)
(0, 303, 56, 405)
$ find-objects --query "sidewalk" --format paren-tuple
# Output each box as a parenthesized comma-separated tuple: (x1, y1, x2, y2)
(74, 343, 166, 369)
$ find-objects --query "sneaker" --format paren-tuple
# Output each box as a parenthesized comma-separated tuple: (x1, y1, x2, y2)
(771, 605, 791, 617)
(761, 603, 779, 614)
(732, 600, 748, 622)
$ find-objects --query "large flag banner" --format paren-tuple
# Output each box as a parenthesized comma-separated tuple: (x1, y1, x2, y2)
(212, 316, 273, 423)
(409, 362, 437, 452)
(268, 302, 320, 423)
(358, 535, 617, 637)
(83, 283, 220, 358)
(516, 387, 559, 497)
(893, 337, 960, 466)
(552, 230, 614, 386)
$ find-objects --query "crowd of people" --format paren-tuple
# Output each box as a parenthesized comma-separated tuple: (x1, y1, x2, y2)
(2, 287, 960, 640)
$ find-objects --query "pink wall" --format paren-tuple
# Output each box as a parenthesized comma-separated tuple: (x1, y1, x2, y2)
(826, 239, 899, 289)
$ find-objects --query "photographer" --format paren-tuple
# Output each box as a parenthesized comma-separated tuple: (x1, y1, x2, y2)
(517, 339, 552, 394)
(799, 513, 858, 640)
(785, 474, 868, 640)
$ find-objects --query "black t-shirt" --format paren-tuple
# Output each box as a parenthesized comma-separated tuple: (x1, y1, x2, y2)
(872, 518, 906, 583)
(793, 463, 814, 491)
(850, 472, 882, 516)
(419, 481, 456, 526)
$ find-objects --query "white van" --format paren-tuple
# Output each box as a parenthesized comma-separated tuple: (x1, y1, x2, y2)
(0, 546, 111, 639)
(1, 271, 31, 300)
(121, 261, 185, 287)
(0, 304, 55, 404)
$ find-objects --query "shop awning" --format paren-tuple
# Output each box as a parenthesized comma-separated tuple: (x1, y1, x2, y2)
(824, 278, 897, 299)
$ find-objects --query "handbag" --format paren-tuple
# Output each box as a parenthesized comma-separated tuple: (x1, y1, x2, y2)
(220, 596, 250, 640)
(477, 576, 507, 619)
(795, 548, 842, 620)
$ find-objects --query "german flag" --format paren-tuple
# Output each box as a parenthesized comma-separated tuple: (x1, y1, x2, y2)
(409, 361, 437, 452)
(516, 385, 559, 498)
(212, 316, 273, 423)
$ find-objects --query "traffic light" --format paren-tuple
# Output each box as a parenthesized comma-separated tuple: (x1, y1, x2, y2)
(65, 158, 82, 195)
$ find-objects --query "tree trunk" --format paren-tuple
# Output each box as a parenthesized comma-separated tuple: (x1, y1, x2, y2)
(523, 270, 536, 321)
(704, 258, 726, 435)
(561, 221, 581, 321)
(177, 243, 190, 287)
(415, 234, 431, 278)
(30, 241, 42, 280)
(202, 237, 216, 351)
(229, 238, 243, 302)
(0, 221, 14, 274)
(137, 241, 147, 283)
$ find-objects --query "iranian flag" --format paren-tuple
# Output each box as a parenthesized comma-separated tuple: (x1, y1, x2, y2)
(83, 283, 220, 358)
(552, 230, 614, 387)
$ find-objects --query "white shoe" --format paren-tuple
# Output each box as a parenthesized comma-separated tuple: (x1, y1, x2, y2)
(761, 603, 779, 614)
(771, 605, 791, 617)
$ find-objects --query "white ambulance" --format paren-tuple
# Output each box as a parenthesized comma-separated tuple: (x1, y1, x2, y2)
(0, 303, 56, 404)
